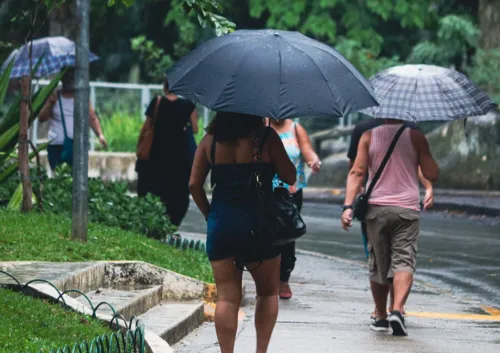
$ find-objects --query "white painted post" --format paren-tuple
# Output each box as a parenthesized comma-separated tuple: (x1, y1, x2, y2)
(339, 115, 346, 143)
(31, 118, 39, 148)
(203, 106, 209, 128)
(90, 85, 96, 152)
(141, 87, 151, 121)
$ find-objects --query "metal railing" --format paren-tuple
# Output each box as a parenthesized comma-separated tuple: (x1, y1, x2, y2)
(0, 270, 145, 353)
(29, 79, 353, 152)
(30, 80, 212, 152)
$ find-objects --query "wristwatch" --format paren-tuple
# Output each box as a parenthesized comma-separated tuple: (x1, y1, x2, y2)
(342, 205, 353, 212)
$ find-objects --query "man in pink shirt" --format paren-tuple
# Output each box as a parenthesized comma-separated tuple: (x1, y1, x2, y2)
(341, 119, 439, 336)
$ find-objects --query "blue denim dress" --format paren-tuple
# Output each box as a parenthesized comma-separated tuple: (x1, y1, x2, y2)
(206, 132, 279, 262)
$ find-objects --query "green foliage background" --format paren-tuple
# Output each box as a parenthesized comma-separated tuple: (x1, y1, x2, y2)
(0, 0, 497, 107)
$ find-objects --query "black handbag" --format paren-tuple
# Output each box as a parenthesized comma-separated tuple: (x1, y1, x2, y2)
(251, 129, 307, 246)
(254, 179, 307, 246)
(353, 125, 407, 221)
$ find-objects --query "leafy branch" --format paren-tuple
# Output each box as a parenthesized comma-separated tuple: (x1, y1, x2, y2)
(130, 0, 234, 81)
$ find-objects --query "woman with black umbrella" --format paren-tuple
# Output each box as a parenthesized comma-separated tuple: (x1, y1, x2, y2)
(189, 113, 296, 353)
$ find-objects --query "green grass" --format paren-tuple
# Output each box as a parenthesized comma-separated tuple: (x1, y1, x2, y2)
(0, 288, 112, 353)
(0, 210, 213, 283)
(97, 111, 142, 152)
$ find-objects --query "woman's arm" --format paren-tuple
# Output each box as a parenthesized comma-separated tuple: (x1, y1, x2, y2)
(88, 101, 107, 148)
(411, 129, 439, 182)
(269, 129, 297, 185)
(38, 92, 57, 122)
(295, 123, 321, 173)
(189, 135, 211, 219)
(190, 108, 199, 134)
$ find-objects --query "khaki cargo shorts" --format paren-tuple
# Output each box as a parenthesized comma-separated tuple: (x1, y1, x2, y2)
(365, 205, 420, 285)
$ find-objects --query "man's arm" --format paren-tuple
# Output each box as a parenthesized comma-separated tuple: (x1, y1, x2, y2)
(347, 125, 362, 169)
(345, 131, 370, 206)
(418, 166, 432, 190)
(342, 131, 370, 231)
(418, 166, 434, 210)
(411, 130, 439, 182)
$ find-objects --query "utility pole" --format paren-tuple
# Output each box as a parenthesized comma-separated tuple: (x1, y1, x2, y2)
(72, 0, 90, 241)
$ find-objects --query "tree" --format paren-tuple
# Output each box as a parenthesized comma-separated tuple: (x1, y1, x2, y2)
(473, 0, 500, 103)
(247, 0, 436, 77)
(479, 0, 500, 50)
(17, 0, 66, 212)
(407, 15, 479, 72)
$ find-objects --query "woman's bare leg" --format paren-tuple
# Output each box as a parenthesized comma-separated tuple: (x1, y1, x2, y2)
(248, 256, 281, 353)
(211, 257, 243, 353)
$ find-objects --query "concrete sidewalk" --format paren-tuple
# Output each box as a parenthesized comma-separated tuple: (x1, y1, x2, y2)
(175, 250, 500, 353)
(302, 187, 500, 217)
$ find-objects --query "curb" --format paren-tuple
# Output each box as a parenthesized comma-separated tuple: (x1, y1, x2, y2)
(301, 192, 500, 217)
(0, 261, 216, 353)
(160, 302, 205, 345)
(199, 191, 500, 217)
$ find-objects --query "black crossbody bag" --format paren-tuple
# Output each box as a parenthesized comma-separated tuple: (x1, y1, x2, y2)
(353, 125, 407, 221)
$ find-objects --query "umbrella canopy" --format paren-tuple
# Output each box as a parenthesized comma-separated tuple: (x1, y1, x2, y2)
(167, 29, 378, 119)
(361, 64, 496, 122)
(1, 36, 99, 79)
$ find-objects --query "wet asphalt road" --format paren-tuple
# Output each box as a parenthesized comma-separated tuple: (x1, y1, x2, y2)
(181, 202, 500, 308)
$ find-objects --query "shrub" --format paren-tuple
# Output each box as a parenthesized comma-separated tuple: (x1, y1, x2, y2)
(1, 166, 176, 239)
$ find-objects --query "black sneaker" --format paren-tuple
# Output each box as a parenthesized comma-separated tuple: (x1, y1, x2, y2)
(370, 318, 389, 332)
(389, 310, 408, 336)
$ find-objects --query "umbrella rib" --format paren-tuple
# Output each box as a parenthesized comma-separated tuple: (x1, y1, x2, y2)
(287, 37, 372, 86)
(210, 43, 264, 110)
(366, 75, 401, 118)
(287, 43, 343, 115)
(408, 73, 419, 122)
(432, 76, 458, 121)
(170, 36, 261, 84)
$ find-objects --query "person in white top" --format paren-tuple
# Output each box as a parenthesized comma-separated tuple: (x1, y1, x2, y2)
(39, 67, 107, 170)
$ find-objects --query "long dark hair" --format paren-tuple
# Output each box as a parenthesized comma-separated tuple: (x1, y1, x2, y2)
(207, 112, 264, 142)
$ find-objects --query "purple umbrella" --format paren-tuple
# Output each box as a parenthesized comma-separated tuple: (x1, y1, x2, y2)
(1, 36, 99, 79)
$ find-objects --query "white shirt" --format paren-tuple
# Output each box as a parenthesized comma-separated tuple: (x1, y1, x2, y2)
(48, 95, 74, 145)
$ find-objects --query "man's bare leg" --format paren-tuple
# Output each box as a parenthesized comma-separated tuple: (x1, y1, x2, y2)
(392, 272, 413, 312)
(370, 281, 390, 319)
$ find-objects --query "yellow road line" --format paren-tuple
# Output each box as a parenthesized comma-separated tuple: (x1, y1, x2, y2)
(406, 311, 500, 321)
(481, 305, 500, 316)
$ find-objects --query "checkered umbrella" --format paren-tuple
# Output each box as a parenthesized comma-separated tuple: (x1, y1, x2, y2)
(361, 64, 497, 122)
(1, 36, 99, 79)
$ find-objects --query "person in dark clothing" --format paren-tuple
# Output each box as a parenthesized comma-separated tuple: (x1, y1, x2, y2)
(189, 112, 296, 353)
(136, 76, 198, 227)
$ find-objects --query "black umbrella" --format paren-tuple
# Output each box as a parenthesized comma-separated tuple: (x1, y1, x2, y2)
(167, 29, 378, 119)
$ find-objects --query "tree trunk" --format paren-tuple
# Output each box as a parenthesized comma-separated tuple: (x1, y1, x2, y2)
(479, 0, 500, 49)
(19, 77, 33, 212)
(48, 2, 77, 39)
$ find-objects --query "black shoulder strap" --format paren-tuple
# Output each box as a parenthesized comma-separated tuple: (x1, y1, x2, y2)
(365, 125, 407, 199)
(258, 127, 271, 153)
(57, 91, 68, 139)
